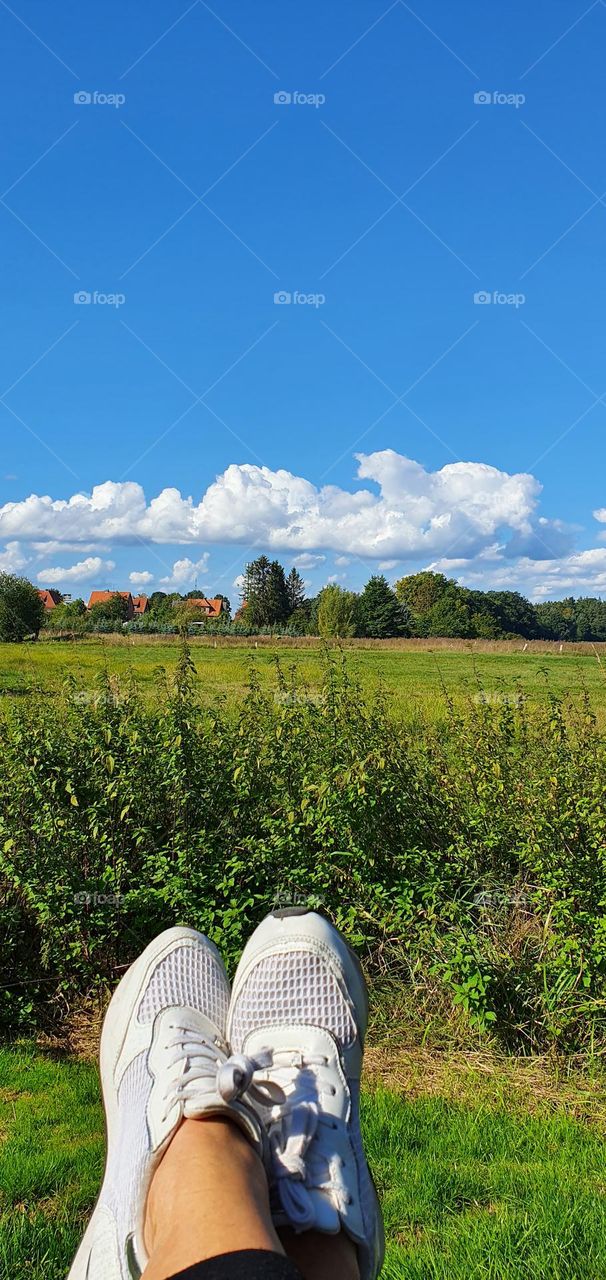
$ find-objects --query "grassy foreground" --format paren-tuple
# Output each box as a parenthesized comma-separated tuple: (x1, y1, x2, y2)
(2, 635, 606, 721)
(2, 1043, 606, 1279)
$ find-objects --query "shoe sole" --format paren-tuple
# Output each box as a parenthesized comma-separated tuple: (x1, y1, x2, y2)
(67, 927, 228, 1280)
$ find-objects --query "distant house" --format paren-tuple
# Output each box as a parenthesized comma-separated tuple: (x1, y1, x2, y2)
(132, 595, 149, 616)
(180, 597, 225, 619)
(38, 588, 63, 610)
(87, 590, 135, 620)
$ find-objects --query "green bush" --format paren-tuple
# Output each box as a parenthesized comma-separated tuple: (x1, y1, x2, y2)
(1, 643, 606, 1052)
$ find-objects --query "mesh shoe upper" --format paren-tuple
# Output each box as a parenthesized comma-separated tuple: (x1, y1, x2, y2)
(229, 950, 356, 1051)
(137, 944, 230, 1027)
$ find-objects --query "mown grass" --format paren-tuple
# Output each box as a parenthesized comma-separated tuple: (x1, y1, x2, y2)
(2, 1043, 606, 1279)
(1, 637, 606, 721)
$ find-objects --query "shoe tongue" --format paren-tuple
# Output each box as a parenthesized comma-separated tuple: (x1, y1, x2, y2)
(152, 1004, 224, 1046)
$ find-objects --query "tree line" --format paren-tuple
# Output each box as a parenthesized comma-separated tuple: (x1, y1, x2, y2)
(1, 562, 606, 641)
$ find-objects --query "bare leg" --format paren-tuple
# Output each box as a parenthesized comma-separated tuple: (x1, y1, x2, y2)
(143, 1117, 284, 1280)
(279, 1227, 360, 1280)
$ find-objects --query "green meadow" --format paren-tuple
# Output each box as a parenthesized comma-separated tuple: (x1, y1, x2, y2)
(2, 1043, 606, 1280)
(1, 635, 606, 721)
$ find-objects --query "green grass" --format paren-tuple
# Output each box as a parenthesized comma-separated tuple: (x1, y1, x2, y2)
(2, 636, 606, 720)
(2, 1044, 606, 1279)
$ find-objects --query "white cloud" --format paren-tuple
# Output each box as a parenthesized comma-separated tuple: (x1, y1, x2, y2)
(0, 452, 542, 560)
(429, 547, 606, 601)
(4, 451, 606, 599)
(37, 556, 115, 586)
(292, 552, 326, 569)
(0, 541, 28, 573)
(233, 573, 245, 591)
(129, 570, 154, 587)
(159, 555, 210, 590)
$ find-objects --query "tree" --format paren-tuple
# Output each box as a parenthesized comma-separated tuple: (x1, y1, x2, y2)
(45, 598, 86, 631)
(148, 591, 168, 612)
(242, 556, 290, 627)
(485, 591, 539, 638)
(317, 585, 357, 638)
(394, 571, 452, 635)
(357, 575, 409, 638)
(535, 597, 577, 641)
(573, 597, 606, 641)
(0, 574, 45, 641)
(426, 586, 473, 638)
(286, 567, 306, 615)
(289, 595, 319, 634)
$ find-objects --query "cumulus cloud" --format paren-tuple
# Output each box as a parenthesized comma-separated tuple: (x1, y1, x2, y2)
(0, 452, 542, 560)
(159, 555, 210, 589)
(4, 450, 606, 598)
(292, 553, 326, 569)
(0, 541, 29, 573)
(37, 556, 115, 585)
(429, 547, 606, 600)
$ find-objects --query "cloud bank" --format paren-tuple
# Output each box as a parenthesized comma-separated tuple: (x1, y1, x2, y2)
(1, 450, 604, 598)
(0, 451, 543, 560)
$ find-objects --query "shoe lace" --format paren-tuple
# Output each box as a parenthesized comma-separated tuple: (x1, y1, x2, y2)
(159, 1018, 229, 1124)
(218, 1049, 351, 1229)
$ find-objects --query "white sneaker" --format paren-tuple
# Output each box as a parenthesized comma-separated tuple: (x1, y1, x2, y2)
(68, 926, 263, 1280)
(226, 910, 385, 1280)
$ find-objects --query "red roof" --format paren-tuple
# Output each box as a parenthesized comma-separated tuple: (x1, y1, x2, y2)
(88, 591, 132, 607)
(132, 595, 149, 614)
(37, 588, 62, 609)
(183, 597, 224, 619)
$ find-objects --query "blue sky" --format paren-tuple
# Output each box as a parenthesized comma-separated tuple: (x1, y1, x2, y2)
(1, 0, 606, 603)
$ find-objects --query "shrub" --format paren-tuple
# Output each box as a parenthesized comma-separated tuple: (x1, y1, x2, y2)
(1, 644, 606, 1052)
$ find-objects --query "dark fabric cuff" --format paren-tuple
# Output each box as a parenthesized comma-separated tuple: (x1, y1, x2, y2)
(167, 1248, 305, 1280)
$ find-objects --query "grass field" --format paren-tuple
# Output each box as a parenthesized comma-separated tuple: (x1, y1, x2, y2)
(3, 1042, 606, 1279)
(1, 635, 606, 720)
